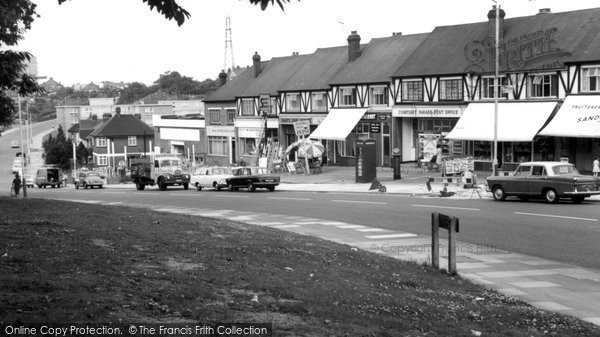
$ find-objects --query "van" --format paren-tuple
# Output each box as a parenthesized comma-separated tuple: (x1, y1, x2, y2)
(35, 168, 62, 188)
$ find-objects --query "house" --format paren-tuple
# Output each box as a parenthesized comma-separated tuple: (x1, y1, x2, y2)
(41, 77, 62, 93)
(152, 114, 206, 163)
(66, 117, 102, 147)
(88, 110, 154, 168)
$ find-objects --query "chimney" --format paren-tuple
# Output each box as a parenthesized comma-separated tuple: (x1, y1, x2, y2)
(102, 113, 111, 122)
(487, 5, 506, 42)
(219, 69, 228, 86)
(392, 32, 402, 36)
(91, 115, 97, 120)
(538, 8, 551, 14)
(252, 52, 261, 78)
(115, 107, 121, 116)
(292, 51, 299, 56)
(134, 113, 142, 120)
(347, 31, 361, 62)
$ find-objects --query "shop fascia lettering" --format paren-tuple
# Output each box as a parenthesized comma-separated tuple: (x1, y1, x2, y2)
(569, 104, 600, 124)
(206, 126, 235, 137)
(393, 106, 464, 118)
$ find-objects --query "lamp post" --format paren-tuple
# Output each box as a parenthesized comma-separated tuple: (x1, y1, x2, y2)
(17, 95, 27, 198)
(492, 2, 500, 176)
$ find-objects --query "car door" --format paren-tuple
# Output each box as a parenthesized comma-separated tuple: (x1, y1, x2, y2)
(506, 165, 531, 195)
(527, 165, 547, 196)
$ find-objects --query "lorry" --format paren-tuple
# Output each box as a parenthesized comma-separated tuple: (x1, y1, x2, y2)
(130, 155, 191, 191)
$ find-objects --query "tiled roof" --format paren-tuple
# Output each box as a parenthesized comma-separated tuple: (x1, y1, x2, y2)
(395, 7, 600, 77)
(203, 66, 254, 102)
(79, 119, 102, 139)
(280, 46, 348, 91)
(88, 114, 153, 138)
(329, 33, 429, 85)
(239, 53, 312, 97)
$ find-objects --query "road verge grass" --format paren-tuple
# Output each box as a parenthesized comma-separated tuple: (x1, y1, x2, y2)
(1, 198, 598, 336)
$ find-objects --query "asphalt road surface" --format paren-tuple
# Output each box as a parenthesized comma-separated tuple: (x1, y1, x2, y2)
(27, 186, 600, 270)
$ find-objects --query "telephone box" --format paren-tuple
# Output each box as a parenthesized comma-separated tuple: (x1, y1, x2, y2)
(355, 138, 377, 183)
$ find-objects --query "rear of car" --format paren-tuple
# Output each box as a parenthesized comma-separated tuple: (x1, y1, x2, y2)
(35, 168, 62, 188)
(75, 172, 104, 189)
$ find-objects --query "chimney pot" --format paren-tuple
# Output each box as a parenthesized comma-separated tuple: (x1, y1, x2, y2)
(487, 5, 506, 42)
(538, 8, 551, 14)
(218, 69, 228, 86)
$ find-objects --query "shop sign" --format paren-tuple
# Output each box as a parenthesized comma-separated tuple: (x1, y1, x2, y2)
(238, 127, 262, 138)
(362, 113, 378, 120)
(393, 105, 464, 118)
(370, 122, 381, 133)
(293, 120, 311, 137)
(206, 126, 235, 137)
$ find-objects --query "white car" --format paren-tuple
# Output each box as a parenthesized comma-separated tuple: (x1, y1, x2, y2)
(190, 166, 233, 191)
(11, 140, 19, 148)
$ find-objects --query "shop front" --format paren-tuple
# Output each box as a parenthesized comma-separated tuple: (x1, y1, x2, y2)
(280, 115, 324, 162)
(446, 101, 557, 171)
(538, 95, 600, 174)
(205, 125, 236, 166)
(393, 104, 465, 163)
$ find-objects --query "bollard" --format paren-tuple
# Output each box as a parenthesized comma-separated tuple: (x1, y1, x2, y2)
(431, 212, 460, 275)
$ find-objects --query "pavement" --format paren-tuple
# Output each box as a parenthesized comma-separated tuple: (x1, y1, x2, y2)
(9, 127, 600, 326)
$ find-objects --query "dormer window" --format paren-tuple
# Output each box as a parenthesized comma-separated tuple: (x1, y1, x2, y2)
(529, 74, 558, 98)
(581, 66, 600, 92)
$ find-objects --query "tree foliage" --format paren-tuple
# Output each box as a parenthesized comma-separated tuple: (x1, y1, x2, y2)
(42, 125, 73, 170)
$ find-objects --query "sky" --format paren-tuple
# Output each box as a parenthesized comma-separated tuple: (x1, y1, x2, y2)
(17, 0, 600, 86)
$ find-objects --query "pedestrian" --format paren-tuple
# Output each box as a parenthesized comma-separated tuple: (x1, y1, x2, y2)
(12, 173, 22, 198)
(593, 156, 600, 177)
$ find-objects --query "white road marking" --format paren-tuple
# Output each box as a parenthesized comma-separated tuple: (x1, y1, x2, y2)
(332, 200, 387, 205)
(212, 195, 249, 198)
(249, 222, 285, 226)
(336, 224, 366, 229)
(100, 191, 124, 194)
(412, 204, 480, 211)
(272, 225, 300, 229)
(355, 228, 387, 232)
(515, 212, 598, 222)
(267, 196, 311, 201)
(365, 233, 418, 239)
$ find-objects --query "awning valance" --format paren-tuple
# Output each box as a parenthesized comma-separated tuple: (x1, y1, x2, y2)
(445, 101, 557, 142)
(309, 108, 367, 141)
(538, 95, 600, 138)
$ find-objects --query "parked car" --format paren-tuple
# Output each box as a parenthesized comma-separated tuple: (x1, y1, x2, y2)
(487, 161, 600, 203)
(226, 167, 280, 192)
(191, 166, 233, 191)
(75, 171, 104, 189)
(35, 167, 63, 188)
(11, 140, 19, 148)
(24, 169, 36, 188)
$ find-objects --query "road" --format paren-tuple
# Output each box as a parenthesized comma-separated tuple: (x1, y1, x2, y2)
(26, 186, 600, 270)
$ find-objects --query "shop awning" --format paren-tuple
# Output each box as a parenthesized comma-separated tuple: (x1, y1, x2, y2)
(445, 101, 557, 142)
(309, 108, 367, 141)
(538, 95, 600, 138)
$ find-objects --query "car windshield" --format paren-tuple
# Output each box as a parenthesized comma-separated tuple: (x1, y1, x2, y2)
(251, 168, 267, 175)
(552, 165, 579, 175)
(86, 172, 99, 177)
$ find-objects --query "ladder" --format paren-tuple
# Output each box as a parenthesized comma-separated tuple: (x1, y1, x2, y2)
(250, 128, 265, 166)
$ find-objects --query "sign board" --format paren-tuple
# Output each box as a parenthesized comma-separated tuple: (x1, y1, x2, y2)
(369, 122, 381, 133)
(259, 94, 271, 115)
(393, 105, 465, 118)
(293, 121, 310, 137)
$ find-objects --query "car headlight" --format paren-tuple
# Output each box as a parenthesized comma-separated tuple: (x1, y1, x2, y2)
(184, 174, 190, 179)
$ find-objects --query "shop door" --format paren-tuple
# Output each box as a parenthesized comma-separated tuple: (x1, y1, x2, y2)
(230, 139, 236, 164)
(382, 122, 390, 166)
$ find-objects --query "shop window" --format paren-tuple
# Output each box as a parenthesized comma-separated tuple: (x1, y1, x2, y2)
(439, 79, 463, 101)
(208, 136, 228, 155)
(581, 66, 600, 92)
(529, 74, 558, 98)
(208, 109, 220, 124)
(226, 108, 236, 124)
(401, 80, 423, 102)
(241, 99, 254, 116)
(481, 77, 508, 99)
(417, 119, 456, 132)
(311, 92, 327, 112)
(286, 93, 301, 112)
(369, 86, 388, 105)
(340, 87, 357, 107)
(240, 138, 256, 155)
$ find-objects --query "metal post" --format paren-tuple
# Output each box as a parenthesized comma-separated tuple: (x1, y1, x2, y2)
(18, 95, 27, 198)
(492, 3, 500, 176)
(431, 212, 439, 269)
(448, 218, 457, 275)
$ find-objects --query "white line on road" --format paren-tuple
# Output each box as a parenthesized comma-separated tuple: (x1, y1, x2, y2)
(272, 225, 300, 229)
(412, 204, 480, 211)
(212, 195, 249, 198)
(515, 212, 598, 222)
(355, 228, 387, 232)
(332, 200, 387, 205)
(365, 233, 418, 239)
(169, 193, 200, 196)
(267, 196, 311, 201)
(101, 191, 125, 194)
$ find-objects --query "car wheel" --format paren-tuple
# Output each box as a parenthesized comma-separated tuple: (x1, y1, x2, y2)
(196, 183, 202, 191)
(571, 196, 584, 204)
(38, 184, 42, 189)
(51, 184, 55, 188)
(136, 183, 145, 191)
(227, 183, 234, 192)
(247, 181, 255, 192)
(183, 183, 189, 190)
(99, 185, 103, 189)
(43, 185, 46, 188)
(159, 180, 167, 191)
(83, 182, 88, 189)
(268, 186, 275, 192)
(75, 183, 79, 189)
(544, 188, 559, 204)
(492, 186, 506, 201)
(216, 186, 221, 191)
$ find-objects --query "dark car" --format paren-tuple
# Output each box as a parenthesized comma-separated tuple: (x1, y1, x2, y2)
(487, 161, 600, 203)
(226, 167, 280, 192)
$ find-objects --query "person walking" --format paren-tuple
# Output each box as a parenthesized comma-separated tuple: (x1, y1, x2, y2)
(593, 156, 600, 177)
(12, 173, 22, 198)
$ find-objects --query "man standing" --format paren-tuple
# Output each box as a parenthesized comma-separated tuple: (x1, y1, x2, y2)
(12, 173, 22, 198)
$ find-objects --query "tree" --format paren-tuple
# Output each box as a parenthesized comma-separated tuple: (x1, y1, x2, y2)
(76, 141, 89, 165)
(43, 125, 73, 170)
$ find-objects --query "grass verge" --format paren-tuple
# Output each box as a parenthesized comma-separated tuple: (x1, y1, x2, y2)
(1, 198, 599, 336)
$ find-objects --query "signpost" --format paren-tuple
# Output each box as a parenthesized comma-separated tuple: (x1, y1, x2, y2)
(431, 212, 460, 275)
(293, 120, 310, 137)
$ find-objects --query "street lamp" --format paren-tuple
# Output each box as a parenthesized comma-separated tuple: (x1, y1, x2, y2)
(492, 2, 500, 176)
(17, 94, 27, 198)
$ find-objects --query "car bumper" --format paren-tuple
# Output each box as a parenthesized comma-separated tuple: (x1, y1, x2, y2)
(564, 191, 600, 196)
